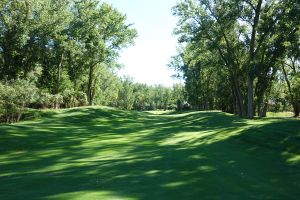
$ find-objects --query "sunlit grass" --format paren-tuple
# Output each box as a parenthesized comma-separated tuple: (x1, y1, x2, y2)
(267, 111, 294, 117)
(0, 107, 299, 199)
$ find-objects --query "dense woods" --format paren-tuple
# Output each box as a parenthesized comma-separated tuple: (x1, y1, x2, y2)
(170, 0, 300, 118)
(0, 0, 186, 122)
(1, 0, 299, 123)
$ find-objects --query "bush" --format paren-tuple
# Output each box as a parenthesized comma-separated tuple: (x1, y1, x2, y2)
(61, 90, 87, 108)
(75, 91, 88, 107)
(36, 92, 63, 109)
(0, 80, 38, 123)
(36, 92, 53, 109)
(62, 89, 75, 108)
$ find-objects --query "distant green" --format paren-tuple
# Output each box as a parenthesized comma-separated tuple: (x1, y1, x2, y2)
(0, 107, 299, 200)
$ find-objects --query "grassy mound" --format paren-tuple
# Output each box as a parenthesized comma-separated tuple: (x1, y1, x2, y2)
(0, 107, 299, 199)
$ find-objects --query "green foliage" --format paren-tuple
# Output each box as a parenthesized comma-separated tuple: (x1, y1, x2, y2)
(132, 83, 150, 110)
(0, 0, 137, 112)
(115, 78, 186, 111)
(75, 91, 88, 107)
(2, 0, 299, 121)
(35, 92, 63, 109)
(69, 0, 137, 105)
(36, 90, 87, 109)
(172, 0, 300, 117)
(0, 79, 38, 122)
(92, 66, 121, 107)
(117, 76, 135, 110)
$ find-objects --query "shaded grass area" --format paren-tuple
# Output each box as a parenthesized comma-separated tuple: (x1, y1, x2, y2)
(0, 107, 299, 199)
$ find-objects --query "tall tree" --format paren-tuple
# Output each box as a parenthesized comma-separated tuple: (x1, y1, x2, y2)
(71, 0, 137, 105)
(172, 0, 300, 117)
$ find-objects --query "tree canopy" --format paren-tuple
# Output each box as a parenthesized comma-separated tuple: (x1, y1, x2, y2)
(0, 0, 299, 122)
(171, 0, 300, 117)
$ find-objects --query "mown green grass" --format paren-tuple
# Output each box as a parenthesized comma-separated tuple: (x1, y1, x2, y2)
(267, 111, 294, 118)
(0, 107, 299, 200)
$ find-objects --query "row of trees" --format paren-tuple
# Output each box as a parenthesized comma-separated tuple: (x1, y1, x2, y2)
(0, 0, 132, 122)
(170, 0, 300, 117)
(117, 78, 186, 111)
(0, 0, 188, 123)
(0, 0, 136, 105)
(0, 71, 186, 122)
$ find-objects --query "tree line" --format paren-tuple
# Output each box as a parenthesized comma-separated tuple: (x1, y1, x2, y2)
(170, 0, 300, 118)
(0, 0, 186, 123)
(1, 0, 299, 122)
(0, 0, 136, 103)
(0, 73, 185, 123)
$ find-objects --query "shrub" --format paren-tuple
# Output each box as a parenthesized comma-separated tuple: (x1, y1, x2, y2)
(0, 80, 38, 123)
(36, 92, 64, 109)
(62, 89, 75, 108)
(36, 92, 53, 109)
(75, 91, 88, 107)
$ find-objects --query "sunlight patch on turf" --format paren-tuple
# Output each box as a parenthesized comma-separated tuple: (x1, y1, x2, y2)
(197, 165, 216, 172)
(145, 170, 160, 176)
(158, 131, 215, 146)
(158, 127, 245, 147)
(188, 154, 206, 160)
(162, 181, 187, 188)
(282, 152, 300, 165)
(0, 150, 28, 162)
(44, 191, 138, 200)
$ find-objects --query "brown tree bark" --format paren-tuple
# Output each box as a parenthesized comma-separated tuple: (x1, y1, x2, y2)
(282, 64, 299, 117)
(247, 0, 263, 119)
(87, 64, 95, 106)
(56, 53, 64, 94)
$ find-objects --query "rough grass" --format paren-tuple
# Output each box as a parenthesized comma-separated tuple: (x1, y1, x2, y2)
(0, 107, 299, 200)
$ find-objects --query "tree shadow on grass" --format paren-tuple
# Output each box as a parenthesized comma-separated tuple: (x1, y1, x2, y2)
(0, 107, 299, 199)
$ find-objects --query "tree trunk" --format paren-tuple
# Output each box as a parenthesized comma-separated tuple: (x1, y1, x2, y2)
(91, 73, 99, 105)
(232, 78, 245, 117)
(17, 112, 22, 122)
(259, 102, 268, 118)
(56, 53, 64, 94)
(234, 97, 238, 115)
(247, 0, 262, 119)
(257, 103, 261, 117)
(55, 53, 64, 109)
(293, 102, 300, 117)
(247, 75, 254, 118)
(87, 64, 94, 106)
(281, 64, 298, 117)
(177, 100, 182, 111)
(164, 102, 167, 111)
(290, 59, 300, 117)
